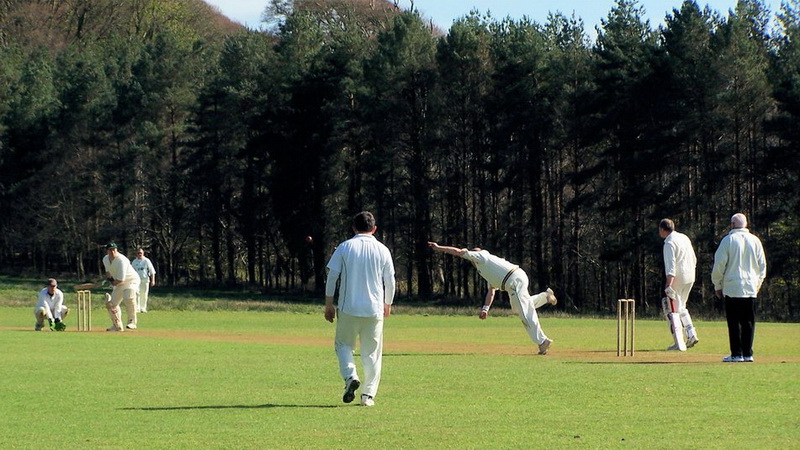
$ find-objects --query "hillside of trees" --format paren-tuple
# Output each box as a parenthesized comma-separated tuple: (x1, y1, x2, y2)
(1, 0, 798, 320)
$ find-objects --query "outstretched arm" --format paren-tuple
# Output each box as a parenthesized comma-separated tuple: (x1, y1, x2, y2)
(428, 242, 467, 258)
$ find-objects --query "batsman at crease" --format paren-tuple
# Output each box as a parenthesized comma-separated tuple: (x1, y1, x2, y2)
(102, 242, 140, 331)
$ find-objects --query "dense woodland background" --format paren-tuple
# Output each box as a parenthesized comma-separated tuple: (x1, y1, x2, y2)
(0, 0, 798, 320)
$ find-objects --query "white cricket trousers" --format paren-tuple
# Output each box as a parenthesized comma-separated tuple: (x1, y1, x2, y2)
(108, 287, 138, 327)
(34, 304, 69, 322)
(137, 280, 150, 312)
(335, 311, 384, 398)
(670, 282, 698, 340)
(505, 270, 549, 345)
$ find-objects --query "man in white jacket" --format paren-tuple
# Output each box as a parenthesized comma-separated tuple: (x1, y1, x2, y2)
(659, 219, 699, 351)
(711, 213, 767, 362)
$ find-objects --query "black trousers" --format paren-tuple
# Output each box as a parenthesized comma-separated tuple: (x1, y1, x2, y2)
(724, 297, 757, 357)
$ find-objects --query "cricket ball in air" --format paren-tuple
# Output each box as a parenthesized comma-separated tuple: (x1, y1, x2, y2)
(305, 236, 313, 243)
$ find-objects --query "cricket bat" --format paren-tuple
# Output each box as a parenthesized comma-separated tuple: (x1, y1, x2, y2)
(73, 278, 111, 290)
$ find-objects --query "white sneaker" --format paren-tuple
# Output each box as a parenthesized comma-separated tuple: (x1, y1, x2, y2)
(686, 336, 699, 348)
(546, 288, 558, 306)
(106, 326, 123, 332)
(538, 338, 552, 355)
(126, 323, 137, 330)
(743, 356, 754, 362)
(722, 355, 744, 363)
(360, 394, 375, 407)
(342, 377, 360, 403)
(666, 344, 685, 351)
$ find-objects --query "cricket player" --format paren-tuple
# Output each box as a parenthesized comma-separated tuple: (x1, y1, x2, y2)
(325, 212, 395, 407)
(102, 243, 140, 331)
(428, 242, 557, 355)
(658, 219, 699, 351)
(132, 248, 156, 313)
(34, 278, 68, 331)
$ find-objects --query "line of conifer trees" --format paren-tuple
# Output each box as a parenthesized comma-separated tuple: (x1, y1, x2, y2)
(0, 0, 797, 320)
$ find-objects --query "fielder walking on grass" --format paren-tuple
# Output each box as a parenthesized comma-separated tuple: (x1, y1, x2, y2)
(712, 213, 767, 363)
(658, 218, 699, 351)
(103, 242, 140, 331)
(325, 211, 395, 407)
(427, 242, 557, 355)
(34, 278, 68, 331)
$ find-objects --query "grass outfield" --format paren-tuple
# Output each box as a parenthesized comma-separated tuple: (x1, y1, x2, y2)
(1, 295, 798, 449)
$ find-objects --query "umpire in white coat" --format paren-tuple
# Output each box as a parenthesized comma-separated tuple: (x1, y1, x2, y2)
(325, 212, 396, 407)
(712, 213, 767, 362)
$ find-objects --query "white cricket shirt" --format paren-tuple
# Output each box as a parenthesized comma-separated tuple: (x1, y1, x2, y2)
(326, 234, 395, 318)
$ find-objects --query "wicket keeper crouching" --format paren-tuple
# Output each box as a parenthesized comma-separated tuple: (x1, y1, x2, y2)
(34, 278, 68, 331)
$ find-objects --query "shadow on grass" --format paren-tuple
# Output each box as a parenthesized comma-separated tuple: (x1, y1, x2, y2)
(120, 403, 341, 411)
(569, 361, 709, 365)
(563, 349, 715, 364)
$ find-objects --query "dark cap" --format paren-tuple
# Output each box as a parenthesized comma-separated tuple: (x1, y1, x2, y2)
(106, 242, 118, 250)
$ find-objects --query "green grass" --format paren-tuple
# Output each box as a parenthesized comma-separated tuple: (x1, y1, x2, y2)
(1, 278, 799, 448)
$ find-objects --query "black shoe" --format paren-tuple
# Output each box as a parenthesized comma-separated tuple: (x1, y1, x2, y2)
(342, 377, 360, 403)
